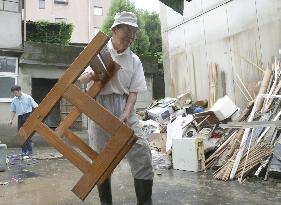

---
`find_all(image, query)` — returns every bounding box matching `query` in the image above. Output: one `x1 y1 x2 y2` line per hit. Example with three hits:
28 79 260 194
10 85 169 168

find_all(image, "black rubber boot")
134 178 153 205
97 177 112 205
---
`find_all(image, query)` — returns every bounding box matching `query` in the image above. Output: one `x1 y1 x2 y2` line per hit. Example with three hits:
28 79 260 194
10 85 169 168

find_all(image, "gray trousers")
88 94 154 180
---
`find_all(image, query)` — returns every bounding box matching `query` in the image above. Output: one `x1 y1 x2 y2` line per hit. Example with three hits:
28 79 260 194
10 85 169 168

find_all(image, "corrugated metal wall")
160 0 281 108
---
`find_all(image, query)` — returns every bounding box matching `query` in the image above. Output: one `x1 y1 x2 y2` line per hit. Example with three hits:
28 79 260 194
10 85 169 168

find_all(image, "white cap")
111 11 138 29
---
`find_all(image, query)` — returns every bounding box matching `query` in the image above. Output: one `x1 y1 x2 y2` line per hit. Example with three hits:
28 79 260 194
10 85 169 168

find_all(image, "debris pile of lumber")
206 58 281 181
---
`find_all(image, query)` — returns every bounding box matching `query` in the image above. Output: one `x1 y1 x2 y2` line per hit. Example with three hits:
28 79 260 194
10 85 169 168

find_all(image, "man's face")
112 24 138 51
12 90 21 97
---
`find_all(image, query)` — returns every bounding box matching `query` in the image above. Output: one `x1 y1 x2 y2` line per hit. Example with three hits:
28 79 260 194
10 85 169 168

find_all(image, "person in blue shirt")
9 85 38 156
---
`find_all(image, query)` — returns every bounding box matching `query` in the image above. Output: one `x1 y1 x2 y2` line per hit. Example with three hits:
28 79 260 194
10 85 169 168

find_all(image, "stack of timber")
206 57 281 182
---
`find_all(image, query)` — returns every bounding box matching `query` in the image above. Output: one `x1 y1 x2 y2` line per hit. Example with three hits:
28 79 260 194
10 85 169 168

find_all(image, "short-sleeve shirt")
11 93 38 116
84 39 147 95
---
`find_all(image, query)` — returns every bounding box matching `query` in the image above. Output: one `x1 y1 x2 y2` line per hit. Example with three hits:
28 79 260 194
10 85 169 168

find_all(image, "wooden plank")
55 81 104 137
63 84 123 136
72 125 134 200
89 55 109 79
36 122 91 173
64 129 98 161
19 32 109 142
55 52 119 137
98 46 117 78
220 119 281 129
208 63 217 108
98 134 138 185
55 106 82 137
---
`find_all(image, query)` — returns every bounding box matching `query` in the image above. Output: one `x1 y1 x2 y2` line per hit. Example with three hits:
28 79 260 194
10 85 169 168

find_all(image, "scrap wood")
255 68 273 112
208 63 217 108
230 49 264 73
214 149 238 181
271 98 281 115
254 156 272 177
262 59 280 112
220 120 281 129
235 73 254 101
205 130 242 169
236 141 273 179
205 130 238 162
237 126 256 182
234 78 251 102
257 108 281 143
214 142 272 181
208 57 281 182
229 94 281 179
215 130 243 168
234 100 254 122
263 79 281 112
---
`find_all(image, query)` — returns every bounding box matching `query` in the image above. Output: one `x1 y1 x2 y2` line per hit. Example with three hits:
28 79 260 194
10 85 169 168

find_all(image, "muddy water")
0 149 280 205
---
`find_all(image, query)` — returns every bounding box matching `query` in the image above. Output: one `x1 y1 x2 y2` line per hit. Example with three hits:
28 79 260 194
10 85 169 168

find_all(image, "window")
54 0 68 4
94 6 103 16
0 0 21 12
0 0 3 10
55 18 67 23
0 57 18 102
93 27 100 36
39 0 45 9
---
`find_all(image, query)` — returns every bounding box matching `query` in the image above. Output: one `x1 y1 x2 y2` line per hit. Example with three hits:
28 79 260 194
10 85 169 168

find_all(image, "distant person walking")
9 85 38 156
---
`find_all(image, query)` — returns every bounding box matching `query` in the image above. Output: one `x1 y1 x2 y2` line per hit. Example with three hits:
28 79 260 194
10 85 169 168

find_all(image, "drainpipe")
23 0 26 44
88 0 91 42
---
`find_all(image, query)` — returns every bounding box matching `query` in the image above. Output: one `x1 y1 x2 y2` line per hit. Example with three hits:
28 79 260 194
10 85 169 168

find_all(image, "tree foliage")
141 11 162 56
101 0 162 59
26 20 74 45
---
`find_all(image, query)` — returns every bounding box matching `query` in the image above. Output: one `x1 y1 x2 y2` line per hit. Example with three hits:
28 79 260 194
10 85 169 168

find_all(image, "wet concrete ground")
0 148 280 205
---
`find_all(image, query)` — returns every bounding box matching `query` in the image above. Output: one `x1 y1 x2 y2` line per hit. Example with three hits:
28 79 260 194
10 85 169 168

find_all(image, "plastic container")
209 95 238 121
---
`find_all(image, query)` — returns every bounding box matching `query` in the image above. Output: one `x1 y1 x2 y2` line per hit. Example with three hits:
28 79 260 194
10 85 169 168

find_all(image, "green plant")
26 20 74 45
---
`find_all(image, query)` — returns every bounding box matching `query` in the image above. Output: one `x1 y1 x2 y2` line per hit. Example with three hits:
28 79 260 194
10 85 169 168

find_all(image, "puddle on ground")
0 154 40 185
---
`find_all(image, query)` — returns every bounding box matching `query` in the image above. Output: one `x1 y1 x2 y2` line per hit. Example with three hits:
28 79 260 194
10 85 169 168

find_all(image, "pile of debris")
140 57 281 181
207 58 281 181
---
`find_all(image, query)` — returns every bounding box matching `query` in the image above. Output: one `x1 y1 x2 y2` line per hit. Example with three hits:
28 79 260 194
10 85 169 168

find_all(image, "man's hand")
78 69 105 84
120 113 129 125
8 120 12 126
119 92 138 126
91 72 106 81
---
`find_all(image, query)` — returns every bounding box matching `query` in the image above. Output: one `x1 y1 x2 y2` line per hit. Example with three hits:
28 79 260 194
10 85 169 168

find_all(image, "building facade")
0 0 156 146
160 0 281 108
0 0 23 140
24 0 112 43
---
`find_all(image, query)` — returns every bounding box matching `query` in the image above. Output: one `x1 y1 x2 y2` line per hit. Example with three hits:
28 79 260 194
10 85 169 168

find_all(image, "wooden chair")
19 32 137 201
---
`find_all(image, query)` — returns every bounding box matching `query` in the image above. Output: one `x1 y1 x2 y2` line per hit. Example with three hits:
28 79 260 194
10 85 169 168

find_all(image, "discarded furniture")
172 137 205 172
19 32 137 201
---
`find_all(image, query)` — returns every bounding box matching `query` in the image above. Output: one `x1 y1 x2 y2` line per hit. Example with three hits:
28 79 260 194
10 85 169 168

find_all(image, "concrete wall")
136 76 154 109
25 0 112 43
0 0 22 145
0 0 22 49
160 0 281 108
